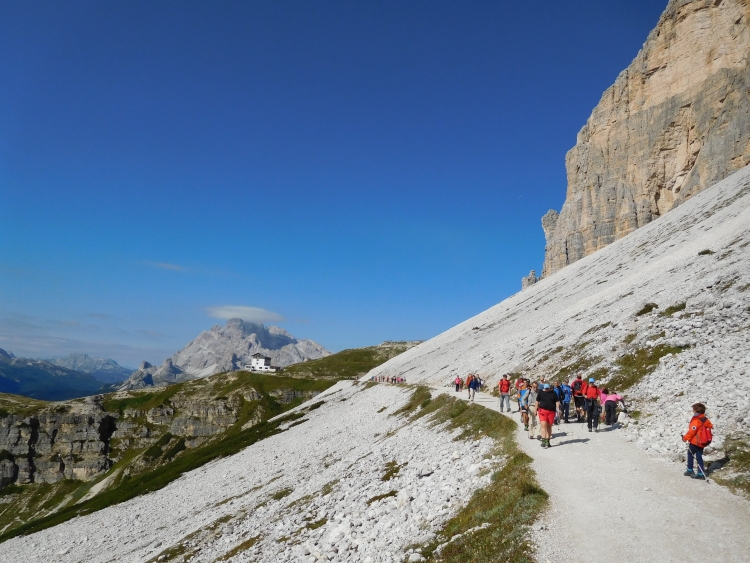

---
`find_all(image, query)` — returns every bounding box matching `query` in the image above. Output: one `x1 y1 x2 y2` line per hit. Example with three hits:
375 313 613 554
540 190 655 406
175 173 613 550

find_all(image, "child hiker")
681 402 713 480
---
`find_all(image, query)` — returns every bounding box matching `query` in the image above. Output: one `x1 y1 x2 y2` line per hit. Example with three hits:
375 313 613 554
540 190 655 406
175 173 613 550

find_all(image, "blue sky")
0 1 666 367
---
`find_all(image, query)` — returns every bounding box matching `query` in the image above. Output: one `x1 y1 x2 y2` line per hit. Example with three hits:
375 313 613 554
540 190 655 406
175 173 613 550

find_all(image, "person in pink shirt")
600 388 624 426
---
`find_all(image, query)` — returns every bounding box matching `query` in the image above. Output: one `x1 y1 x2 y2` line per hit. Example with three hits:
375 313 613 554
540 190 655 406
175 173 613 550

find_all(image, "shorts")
537 408 556 424
573 396 584 408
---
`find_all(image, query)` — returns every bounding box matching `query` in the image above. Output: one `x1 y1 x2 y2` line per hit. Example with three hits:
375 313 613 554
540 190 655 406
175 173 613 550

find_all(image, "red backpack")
696 417 713 447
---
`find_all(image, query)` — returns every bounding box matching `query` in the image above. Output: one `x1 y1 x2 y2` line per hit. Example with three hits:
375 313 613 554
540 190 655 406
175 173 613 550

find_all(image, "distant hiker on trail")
584 378 600 432
682 403 713 480
571 375 585 422
498 375 511 412
536 383 559 448
600 388 624 426
454 376 461 392
560 381 572 423
553 382 564 424
466 374 474 399
527 382 540 440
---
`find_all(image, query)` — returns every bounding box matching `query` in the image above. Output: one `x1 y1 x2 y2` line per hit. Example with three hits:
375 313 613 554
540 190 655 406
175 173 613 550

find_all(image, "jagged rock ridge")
542 0 750 277
121 319 330 389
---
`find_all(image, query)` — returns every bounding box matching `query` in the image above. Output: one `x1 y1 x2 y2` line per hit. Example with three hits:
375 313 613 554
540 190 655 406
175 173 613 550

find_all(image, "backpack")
697 417 713 447
562 385 572 403
572 380 582 393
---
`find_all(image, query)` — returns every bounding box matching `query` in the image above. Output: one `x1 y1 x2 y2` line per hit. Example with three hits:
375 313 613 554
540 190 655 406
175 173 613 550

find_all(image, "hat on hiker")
589 377 595 383
543 383 550 389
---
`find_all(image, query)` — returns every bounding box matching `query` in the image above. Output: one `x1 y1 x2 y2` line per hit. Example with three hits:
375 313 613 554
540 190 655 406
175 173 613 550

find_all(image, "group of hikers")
454 372 714 479
370 374 407 384
453 373 485 401
494 374 622 448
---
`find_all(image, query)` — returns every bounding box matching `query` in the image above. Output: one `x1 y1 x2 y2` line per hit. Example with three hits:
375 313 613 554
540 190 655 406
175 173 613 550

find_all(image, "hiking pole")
687 445 710 484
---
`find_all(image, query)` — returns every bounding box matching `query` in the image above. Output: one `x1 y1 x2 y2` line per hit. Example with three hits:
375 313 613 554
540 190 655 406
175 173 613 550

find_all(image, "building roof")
251 353 271 359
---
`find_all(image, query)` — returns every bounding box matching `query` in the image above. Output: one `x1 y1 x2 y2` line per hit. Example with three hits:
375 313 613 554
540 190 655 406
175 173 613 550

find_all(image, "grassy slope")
397 387 547 563
0 344 408 542
281 344 412 380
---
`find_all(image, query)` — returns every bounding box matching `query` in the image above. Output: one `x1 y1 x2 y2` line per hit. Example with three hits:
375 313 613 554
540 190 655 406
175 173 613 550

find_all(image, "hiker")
498 374 511 412
514 376 524 407
571 374 585 422
682 403 713 480
600 388 624 426
518 380 530 430
527 382 540 440
584 378 600 432
468 375 480 402
536 383 559 448
466 373 474 399
560 381 572 423
552 382 564 424
454 376 461 392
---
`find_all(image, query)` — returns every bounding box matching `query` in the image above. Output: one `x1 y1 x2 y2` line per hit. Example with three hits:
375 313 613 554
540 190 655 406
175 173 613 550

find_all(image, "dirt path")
433 387 750 563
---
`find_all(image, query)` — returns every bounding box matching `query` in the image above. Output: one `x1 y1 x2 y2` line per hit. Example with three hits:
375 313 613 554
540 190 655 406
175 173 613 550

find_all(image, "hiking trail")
432 386 750 563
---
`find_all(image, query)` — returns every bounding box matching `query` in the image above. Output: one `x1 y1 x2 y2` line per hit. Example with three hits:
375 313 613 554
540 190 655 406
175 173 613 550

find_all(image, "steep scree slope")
370 163 750 475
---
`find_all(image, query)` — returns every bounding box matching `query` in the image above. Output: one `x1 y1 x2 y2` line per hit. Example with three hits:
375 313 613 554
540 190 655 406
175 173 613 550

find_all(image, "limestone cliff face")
542 0 750 276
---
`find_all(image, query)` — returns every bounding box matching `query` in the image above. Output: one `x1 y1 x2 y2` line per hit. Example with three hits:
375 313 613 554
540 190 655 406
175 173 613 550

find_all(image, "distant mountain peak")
120 319 330 390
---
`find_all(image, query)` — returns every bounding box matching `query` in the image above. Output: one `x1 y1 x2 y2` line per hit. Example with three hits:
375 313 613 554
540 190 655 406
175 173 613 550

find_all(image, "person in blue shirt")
559 381 573 423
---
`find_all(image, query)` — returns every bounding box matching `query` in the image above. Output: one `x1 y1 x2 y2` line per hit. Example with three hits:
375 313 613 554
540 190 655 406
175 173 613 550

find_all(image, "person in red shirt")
584 378 600 432
570 374 585 422
498 374 511 412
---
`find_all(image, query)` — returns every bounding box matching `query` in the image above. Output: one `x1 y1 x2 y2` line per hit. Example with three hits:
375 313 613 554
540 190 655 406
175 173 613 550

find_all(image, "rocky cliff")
120 319 330 390
542 0 750 277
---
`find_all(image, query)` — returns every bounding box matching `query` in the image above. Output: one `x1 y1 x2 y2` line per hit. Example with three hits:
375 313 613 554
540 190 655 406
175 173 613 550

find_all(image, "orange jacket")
584 384 599 400
683 415 713 447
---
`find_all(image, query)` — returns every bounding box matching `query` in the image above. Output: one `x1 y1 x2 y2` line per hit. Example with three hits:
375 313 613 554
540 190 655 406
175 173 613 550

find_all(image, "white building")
244 353 279 373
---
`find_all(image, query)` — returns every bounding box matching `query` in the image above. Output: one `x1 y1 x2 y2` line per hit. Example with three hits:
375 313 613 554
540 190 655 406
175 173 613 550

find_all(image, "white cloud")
206 305 284 324
146 261 186 271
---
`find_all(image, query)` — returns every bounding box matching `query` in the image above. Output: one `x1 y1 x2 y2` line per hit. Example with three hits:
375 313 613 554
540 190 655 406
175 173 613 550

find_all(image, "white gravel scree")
3 382 499 563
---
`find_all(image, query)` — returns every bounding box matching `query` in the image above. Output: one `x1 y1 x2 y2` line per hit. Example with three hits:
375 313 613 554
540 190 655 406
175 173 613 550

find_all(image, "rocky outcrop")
521 270 538 290
0 374 322 488
0 396 115 485
542 0 750 276
120 319 330 390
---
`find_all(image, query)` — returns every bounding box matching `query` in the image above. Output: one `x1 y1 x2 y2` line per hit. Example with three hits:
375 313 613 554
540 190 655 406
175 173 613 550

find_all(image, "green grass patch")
606 344 686 391
392 386 432 417
215 535 262 561
660 302 686 317
321 479 338 496
712 437 750 497
366 490 397 505
698 249 715 255
305 518 327 530
636 303 659 316
381 460 406 481
271 487 293 501
624 333 637 345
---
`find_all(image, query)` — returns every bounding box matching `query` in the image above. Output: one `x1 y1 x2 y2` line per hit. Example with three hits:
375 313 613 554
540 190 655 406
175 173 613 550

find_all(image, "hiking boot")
588 428 592 433
692 473 706 480
541 440 547 448
595 428 599 433
683 470 694 477
524 426 529 431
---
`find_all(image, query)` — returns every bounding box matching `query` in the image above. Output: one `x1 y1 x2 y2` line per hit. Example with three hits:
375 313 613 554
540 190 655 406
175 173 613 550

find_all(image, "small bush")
366 490 397 505
271 487 293 501
607 345 686 391
698 249 715 256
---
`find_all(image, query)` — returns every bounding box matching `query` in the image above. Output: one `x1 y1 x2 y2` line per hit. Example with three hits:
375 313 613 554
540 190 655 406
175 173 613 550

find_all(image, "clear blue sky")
0 1 666 367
